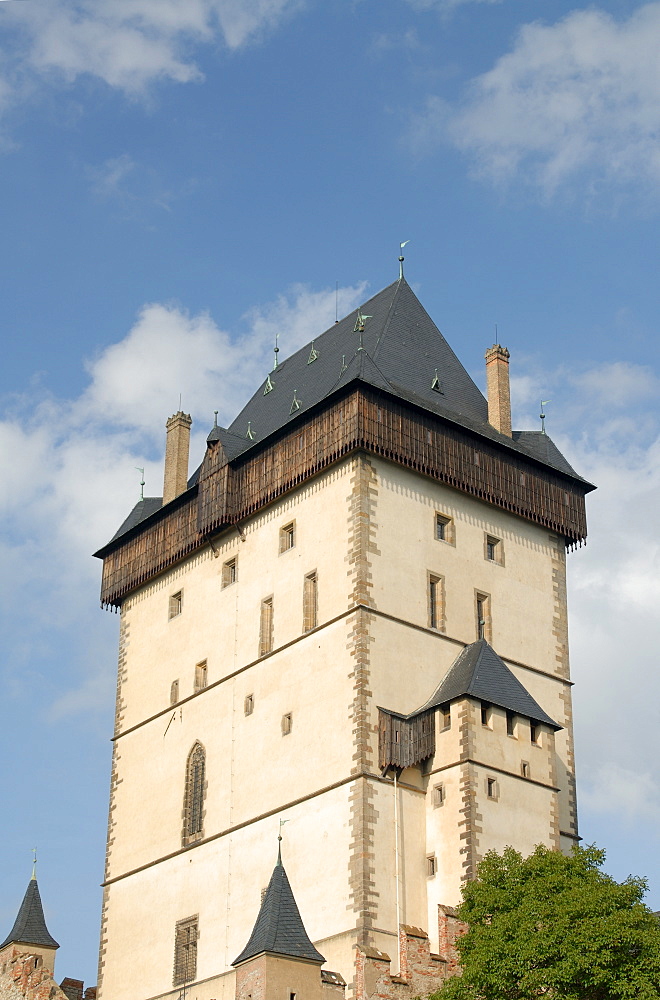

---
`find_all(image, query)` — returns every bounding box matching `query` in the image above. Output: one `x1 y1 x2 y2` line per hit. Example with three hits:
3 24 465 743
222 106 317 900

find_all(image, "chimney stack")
163 411 192 505
484 345 512 437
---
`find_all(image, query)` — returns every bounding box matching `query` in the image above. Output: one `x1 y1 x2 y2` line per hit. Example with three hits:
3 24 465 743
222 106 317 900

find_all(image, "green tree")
430 844 660 1000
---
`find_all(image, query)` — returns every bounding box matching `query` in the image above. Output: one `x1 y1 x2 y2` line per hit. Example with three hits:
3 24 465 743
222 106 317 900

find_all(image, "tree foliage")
430 844 660 1000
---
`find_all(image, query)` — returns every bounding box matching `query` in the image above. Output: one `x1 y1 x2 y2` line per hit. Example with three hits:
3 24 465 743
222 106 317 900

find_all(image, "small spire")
213 410 218 428
32 848 37 881
307 341 319 364
272 333 280 371
399 240 410 280
290 390 302 414
340 354 347 375
540 400 550 435
263 373 274 395
246 421 255 440
431 369 443 394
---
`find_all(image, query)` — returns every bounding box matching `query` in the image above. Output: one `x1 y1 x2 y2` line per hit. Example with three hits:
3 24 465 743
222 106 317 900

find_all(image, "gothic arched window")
183 742 206 844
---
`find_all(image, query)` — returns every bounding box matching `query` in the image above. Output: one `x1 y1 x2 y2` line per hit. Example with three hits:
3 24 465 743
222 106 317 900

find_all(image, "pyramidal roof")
232 849 325 967
0 876 59 951
418 639 560 729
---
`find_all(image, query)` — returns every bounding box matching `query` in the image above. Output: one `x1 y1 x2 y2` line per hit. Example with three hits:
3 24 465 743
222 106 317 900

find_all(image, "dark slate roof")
0 877 59 950
232 853 325 966
418 639 560 729
99 277 593 552
109 497 163 542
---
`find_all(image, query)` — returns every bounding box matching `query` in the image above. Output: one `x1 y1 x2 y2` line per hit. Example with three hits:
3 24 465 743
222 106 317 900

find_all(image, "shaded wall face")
235 955 325 1000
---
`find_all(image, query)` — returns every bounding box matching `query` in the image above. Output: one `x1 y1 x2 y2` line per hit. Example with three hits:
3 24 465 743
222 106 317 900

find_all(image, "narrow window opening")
435 512 454 545
169 590 183 620
279 521 295 553
183 743 205 844
485 534 503 565
521 761 530 778
530 722 540 745
170 680 179 705
194 660 207 693
487 777 497 799
244 694 254 716
428 573 444 631
282 712 292 736
480 702 492 728
426 855 437 877
475 593 491 642
259 597 274 656
222 557 237 588
173 917 198 987
506 710 515 737
303 571 318 632
433 784 445 808
441 703 451 730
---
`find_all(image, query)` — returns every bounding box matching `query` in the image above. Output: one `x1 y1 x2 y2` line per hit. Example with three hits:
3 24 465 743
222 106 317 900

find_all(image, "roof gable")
0 877 59 951
232 853 325 967
420 639 560 729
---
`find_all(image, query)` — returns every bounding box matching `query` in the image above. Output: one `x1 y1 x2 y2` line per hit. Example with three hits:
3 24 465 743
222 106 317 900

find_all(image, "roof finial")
399 240 410 280
272 333 280 370
540 400 550 435
213 410 218 428
32 847 37 881
335 280 339 324
278 818 289 864
135 467 145 502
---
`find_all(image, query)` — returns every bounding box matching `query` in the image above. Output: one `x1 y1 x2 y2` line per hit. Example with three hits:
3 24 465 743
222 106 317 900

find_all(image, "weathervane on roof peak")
32 847 37 881
399 240 410 280
540 400 550 435
135 467 145 502
272 333 280 371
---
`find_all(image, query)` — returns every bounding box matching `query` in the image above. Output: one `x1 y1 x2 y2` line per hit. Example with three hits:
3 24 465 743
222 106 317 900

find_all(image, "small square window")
244 694 254 716
441 703 451 730
486 777 498 799
170 680 179 705
426 855 437 877
194 660 208 693
222 557 237 588
481 702 492 728
506 710 516 737
279 522 296 553
485 534 504 566
521 760 530 778
433 784 445 808
169 591 183 620
435 513 454 545
281 712 292 736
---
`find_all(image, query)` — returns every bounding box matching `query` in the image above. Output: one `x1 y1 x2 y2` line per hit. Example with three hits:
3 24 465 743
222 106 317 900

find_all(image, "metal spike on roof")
263 374 274 395
272 333 280 370
290 390 302 414
307 342 319 364
246 421 256 440
340 354 347 375
431 369 443 393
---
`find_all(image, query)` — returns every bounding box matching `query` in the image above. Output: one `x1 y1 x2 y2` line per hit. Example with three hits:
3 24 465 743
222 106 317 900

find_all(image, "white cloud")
0 281 365 715
0 0 302 103
415 3 660 196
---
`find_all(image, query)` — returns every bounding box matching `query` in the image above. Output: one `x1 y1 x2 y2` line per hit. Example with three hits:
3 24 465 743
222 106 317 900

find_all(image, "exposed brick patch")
456 700 482 882
354 924 454 1000
97 611 129 997
0 950 69 1000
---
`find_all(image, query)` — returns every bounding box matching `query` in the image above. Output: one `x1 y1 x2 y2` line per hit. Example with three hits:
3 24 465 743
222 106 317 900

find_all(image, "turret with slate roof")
0 870 59 975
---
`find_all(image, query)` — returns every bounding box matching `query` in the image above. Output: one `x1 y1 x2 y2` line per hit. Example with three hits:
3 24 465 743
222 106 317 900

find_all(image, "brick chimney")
484 345 512 437
163 411 192 505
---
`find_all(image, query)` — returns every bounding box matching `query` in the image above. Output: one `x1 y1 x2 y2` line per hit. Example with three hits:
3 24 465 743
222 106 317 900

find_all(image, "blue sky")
0 0 658 988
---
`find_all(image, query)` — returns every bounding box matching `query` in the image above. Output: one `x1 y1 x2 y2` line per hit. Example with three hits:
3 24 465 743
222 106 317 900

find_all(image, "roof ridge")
371 277 405 361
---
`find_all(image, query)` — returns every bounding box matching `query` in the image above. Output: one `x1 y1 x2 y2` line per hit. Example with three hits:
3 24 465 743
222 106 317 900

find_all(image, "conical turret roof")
0 876 59 951
232 849 325 966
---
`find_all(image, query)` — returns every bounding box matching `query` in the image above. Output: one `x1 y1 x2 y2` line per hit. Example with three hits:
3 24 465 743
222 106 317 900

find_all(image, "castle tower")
94 277 593 1000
